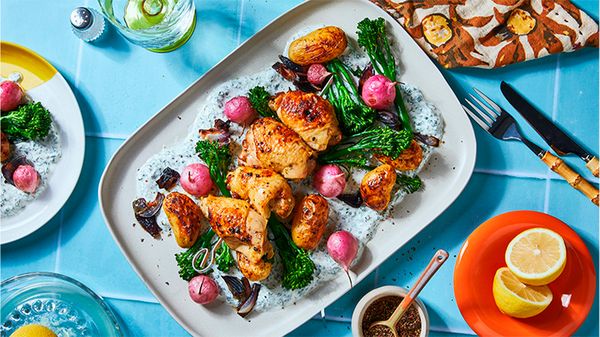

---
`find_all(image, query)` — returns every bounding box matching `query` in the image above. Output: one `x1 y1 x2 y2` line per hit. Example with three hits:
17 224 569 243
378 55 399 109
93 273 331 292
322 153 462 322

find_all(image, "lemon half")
505 227 567 286
493 267 553 318
10 324 57 337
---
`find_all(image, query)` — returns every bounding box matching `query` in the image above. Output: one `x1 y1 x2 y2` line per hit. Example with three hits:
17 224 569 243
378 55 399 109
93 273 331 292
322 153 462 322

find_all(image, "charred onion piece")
198 119 231 144
337 191 363 208
132 192 164 239
237 283 261 318
377 110 401 130
358 64 374 93
155 167 180 190
279 55 307 73
414 132 441 147
222 275 246 300
2 156 32 186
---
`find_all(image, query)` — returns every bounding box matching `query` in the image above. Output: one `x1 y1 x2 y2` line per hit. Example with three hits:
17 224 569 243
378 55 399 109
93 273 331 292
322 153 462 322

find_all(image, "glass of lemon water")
98 0 196 52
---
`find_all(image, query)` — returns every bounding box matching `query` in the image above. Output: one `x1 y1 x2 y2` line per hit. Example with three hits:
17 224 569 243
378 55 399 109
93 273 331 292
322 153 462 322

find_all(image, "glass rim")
97 0 192 37
1 271 123 337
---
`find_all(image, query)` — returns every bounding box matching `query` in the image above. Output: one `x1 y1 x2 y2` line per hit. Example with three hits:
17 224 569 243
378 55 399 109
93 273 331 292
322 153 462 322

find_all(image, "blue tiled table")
1 1 598 336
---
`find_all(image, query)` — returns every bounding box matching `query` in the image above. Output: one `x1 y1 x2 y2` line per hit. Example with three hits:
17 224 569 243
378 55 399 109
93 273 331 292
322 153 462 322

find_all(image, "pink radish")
0 81 24 112
307 64 331 86
312 164 346 198
13 165 39 193
188 275 219 304
181 163 213 196
223 96 257 124
361 74 396 110
327 230 359 287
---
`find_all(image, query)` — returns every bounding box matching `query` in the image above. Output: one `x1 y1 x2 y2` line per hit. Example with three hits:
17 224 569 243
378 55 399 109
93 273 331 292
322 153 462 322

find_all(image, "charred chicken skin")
227 166 295 219
269 91 342 152
199 195 274 265
238 117 316 180
163 192 206 248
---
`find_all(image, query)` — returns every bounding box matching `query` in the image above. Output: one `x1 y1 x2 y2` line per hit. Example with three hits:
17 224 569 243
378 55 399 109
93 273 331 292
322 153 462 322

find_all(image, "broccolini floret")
1 102 52 140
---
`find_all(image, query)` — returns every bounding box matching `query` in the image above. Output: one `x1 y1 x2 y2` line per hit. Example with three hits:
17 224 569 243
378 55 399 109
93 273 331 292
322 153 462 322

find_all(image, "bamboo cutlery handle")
542 152 599 206
586 156 599 177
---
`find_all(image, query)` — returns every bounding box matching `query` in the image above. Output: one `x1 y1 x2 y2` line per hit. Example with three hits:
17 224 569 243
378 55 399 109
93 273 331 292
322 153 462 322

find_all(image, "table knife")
501 81 599 177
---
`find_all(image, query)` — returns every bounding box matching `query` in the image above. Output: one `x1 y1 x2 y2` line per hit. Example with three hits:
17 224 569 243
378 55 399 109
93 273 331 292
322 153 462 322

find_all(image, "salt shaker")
70 7 105 42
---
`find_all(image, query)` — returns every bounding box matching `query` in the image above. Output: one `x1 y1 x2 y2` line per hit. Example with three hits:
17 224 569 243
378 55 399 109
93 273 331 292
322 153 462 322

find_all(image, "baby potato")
288 26 348 66
163 192 206 248
374 140 424 171
237 253 272 282
360 164 397 211
1 132 12 163
291 194 329 250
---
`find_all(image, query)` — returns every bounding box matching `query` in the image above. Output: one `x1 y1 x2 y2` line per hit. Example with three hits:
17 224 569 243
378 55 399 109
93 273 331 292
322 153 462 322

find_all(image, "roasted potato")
360 164 397 211
1 132 12 163
374 140 423 171
163 192 206 248
288 26 348 66
237 253 272 282
291 194 329 250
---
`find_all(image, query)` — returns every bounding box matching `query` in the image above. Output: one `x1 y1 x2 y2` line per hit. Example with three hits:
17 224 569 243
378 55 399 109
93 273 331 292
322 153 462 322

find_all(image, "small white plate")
99 0 476 336
1 42 85 244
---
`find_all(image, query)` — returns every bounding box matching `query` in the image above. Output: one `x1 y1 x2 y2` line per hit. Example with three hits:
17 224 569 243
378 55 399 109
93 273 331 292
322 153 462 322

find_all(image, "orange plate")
454 210 596 336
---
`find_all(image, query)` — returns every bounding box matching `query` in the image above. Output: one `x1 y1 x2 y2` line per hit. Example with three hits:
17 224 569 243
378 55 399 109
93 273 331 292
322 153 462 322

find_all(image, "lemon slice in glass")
505 227 567 286
10 324 57 337
493 267 553 318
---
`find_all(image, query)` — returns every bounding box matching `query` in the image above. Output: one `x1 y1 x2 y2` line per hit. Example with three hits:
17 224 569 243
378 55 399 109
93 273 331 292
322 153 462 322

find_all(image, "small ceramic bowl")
351 286 429 337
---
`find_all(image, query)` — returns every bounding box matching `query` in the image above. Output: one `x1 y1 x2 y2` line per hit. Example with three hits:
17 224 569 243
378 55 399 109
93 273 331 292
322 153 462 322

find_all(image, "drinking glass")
98 0 196 52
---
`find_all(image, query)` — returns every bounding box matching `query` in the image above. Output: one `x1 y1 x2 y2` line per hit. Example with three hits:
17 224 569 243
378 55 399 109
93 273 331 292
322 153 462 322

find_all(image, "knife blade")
501 81 599 177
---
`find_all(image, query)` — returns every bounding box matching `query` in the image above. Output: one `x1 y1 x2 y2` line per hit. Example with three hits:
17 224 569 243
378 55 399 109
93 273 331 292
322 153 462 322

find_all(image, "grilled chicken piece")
1 132 12 163
374 140 423 171
291 194 329 250
163 192 206 248
227 166 295 219
238 117 316 180
199 195 273 264
360 164 397 211
237 253 272 282
269 91 342 151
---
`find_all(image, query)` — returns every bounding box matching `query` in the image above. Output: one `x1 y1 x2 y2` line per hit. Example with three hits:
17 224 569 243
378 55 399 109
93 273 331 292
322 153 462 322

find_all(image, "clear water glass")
98 0 196 52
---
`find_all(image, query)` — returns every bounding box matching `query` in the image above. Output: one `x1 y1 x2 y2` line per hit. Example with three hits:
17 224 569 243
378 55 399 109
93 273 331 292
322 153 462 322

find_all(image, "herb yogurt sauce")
136 46 443 310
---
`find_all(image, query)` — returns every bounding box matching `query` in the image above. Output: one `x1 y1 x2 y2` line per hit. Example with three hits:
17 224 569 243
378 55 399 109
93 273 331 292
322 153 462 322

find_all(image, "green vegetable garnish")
248 86 276 118
269 216 315 290
1 102 52 141
397 174 422 194
318 126 412 168
214 240 235 272
323 59 375 135
357 17 412 132
195 139 232 198
175 230 216 281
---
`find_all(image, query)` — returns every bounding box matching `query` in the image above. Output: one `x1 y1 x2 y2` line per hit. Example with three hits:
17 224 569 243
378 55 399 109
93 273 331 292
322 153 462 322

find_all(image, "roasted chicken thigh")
163 192 206 248
199 195 273 264
227 166 295 219
269 91 342 151
238 117 316 180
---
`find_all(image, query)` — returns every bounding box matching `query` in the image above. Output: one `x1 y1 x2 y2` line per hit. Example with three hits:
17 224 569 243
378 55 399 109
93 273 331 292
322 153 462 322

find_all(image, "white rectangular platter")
99 0 476 336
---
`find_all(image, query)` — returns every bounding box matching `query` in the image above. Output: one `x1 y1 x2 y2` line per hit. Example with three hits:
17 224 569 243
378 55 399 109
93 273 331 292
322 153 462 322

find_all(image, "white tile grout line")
99 292 160 304
85 131 129 140
236 0 246 46
544 54 562 212
53 210 64 273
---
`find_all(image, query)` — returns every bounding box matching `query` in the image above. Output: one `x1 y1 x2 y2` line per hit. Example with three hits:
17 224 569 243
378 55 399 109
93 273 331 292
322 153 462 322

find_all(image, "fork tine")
465 98 495 125
469 88 500 119
462 104 490 131
473 88 502 117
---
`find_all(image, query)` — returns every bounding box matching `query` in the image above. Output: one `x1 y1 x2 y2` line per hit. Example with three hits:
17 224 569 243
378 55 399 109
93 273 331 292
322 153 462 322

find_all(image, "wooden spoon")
369 249 449 337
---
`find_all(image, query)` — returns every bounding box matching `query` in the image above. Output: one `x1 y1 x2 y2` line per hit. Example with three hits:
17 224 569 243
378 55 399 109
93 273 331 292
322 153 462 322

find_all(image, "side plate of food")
99 0 476 336
1 42 85 244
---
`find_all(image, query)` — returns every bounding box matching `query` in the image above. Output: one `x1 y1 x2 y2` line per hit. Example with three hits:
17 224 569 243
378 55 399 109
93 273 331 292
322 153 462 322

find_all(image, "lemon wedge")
493 267 553 318
10 324 57 337
505 227 567 285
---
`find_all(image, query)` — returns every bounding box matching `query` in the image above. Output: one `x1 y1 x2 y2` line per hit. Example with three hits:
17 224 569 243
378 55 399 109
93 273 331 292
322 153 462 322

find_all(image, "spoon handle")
387 249 449 324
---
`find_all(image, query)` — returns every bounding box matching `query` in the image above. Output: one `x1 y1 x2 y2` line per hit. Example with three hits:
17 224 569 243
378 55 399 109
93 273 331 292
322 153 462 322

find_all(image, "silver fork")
463 88 599 206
